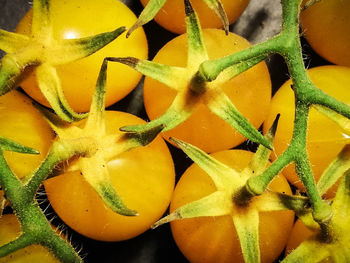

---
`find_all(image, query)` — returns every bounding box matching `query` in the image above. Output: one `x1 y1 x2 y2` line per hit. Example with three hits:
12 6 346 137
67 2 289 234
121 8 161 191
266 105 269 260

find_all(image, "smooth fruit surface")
301 0 350 66
140 0 250 34
16 0 148 112
170 150 294 263
0 90 54 178
0 214 59 263
144 29 271 153
44 111 175 241
263 65 350 197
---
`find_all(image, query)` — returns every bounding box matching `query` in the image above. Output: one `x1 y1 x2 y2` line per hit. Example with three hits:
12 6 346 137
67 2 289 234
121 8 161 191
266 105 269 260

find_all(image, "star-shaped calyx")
112 0 271 150
152 117 309 263
0 0 126 122
37 59 162 216
127 0 230 37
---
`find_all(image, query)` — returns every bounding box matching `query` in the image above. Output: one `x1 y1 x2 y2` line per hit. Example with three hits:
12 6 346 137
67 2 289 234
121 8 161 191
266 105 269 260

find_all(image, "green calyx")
114 0 272 150
0 0 126 122
127 0 230 37
153 131 308 263
38 58 158 217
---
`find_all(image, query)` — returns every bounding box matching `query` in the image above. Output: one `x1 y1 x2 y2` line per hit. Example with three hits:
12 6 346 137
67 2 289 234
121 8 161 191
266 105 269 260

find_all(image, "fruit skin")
0 214 59 263
301 0 350 67
144 29 271 153
44 111 175 242
263 65 350 198
16 0 148 113
140 0 250 34
0 90 54 179
170 150 294 263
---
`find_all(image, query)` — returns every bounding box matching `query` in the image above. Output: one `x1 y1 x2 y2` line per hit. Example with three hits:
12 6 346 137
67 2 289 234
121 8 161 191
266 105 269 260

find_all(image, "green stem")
0 233 33 258
198 35 281 82
0 150 27 206
246 148 294 195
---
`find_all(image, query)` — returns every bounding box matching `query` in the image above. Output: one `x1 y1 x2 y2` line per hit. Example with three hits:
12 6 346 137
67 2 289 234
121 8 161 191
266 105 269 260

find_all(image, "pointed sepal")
51 27 126 65
0 29 30 54
185 0 208 67
80 156 137 216
243 114 279 178
0 136 39 154
32 0 52 39
206 90 272 149
36 64 88 122
332 169 350 228
317 144 350 196
152 191 231 229
85 58 108 133
127 0 167 37
170 137 239 189
203 0 229 34
313 105 350 136
0 55 22 96
120 95 194 139
108 57 185 91
233 210 260 263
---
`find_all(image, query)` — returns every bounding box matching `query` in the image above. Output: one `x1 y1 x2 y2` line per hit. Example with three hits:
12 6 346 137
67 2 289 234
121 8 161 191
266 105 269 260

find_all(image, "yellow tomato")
170 150 294 263
44 111 175 241
301 0 350 66
140 0 250 34
16 0 148 112
0 214 59 263
0 90 54 178
144 29 271 153
263 65 350 197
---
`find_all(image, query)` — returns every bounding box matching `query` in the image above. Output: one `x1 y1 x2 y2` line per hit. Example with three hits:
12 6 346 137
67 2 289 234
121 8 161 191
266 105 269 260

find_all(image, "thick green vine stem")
193 0 350 227
0 138 85 262
0 0 126 122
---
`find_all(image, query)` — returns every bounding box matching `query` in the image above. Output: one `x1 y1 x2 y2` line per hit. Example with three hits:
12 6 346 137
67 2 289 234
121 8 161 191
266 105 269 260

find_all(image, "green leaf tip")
0 136 39 154
203 0 229 35
75 27 126 56
151 211 181 229
126 0 166 38
97 182 138 216
124 124 165 146
107 56 139 69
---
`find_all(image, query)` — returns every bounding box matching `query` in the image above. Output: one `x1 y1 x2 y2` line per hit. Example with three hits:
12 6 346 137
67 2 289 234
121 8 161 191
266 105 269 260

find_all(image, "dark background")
0 0 329 262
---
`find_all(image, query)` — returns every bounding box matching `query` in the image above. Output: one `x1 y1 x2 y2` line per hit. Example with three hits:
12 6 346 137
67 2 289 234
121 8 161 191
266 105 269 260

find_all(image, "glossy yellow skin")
144 29 271 153
0 90 54 178
16 0 148 112
0 214 59 263
140 0 250 34
170 150 294 263
301 0 350 66
263 66 350 198
44 111 175 241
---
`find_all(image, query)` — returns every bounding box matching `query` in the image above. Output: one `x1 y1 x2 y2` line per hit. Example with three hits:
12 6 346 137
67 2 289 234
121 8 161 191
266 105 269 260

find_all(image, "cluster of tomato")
0 0 350 262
